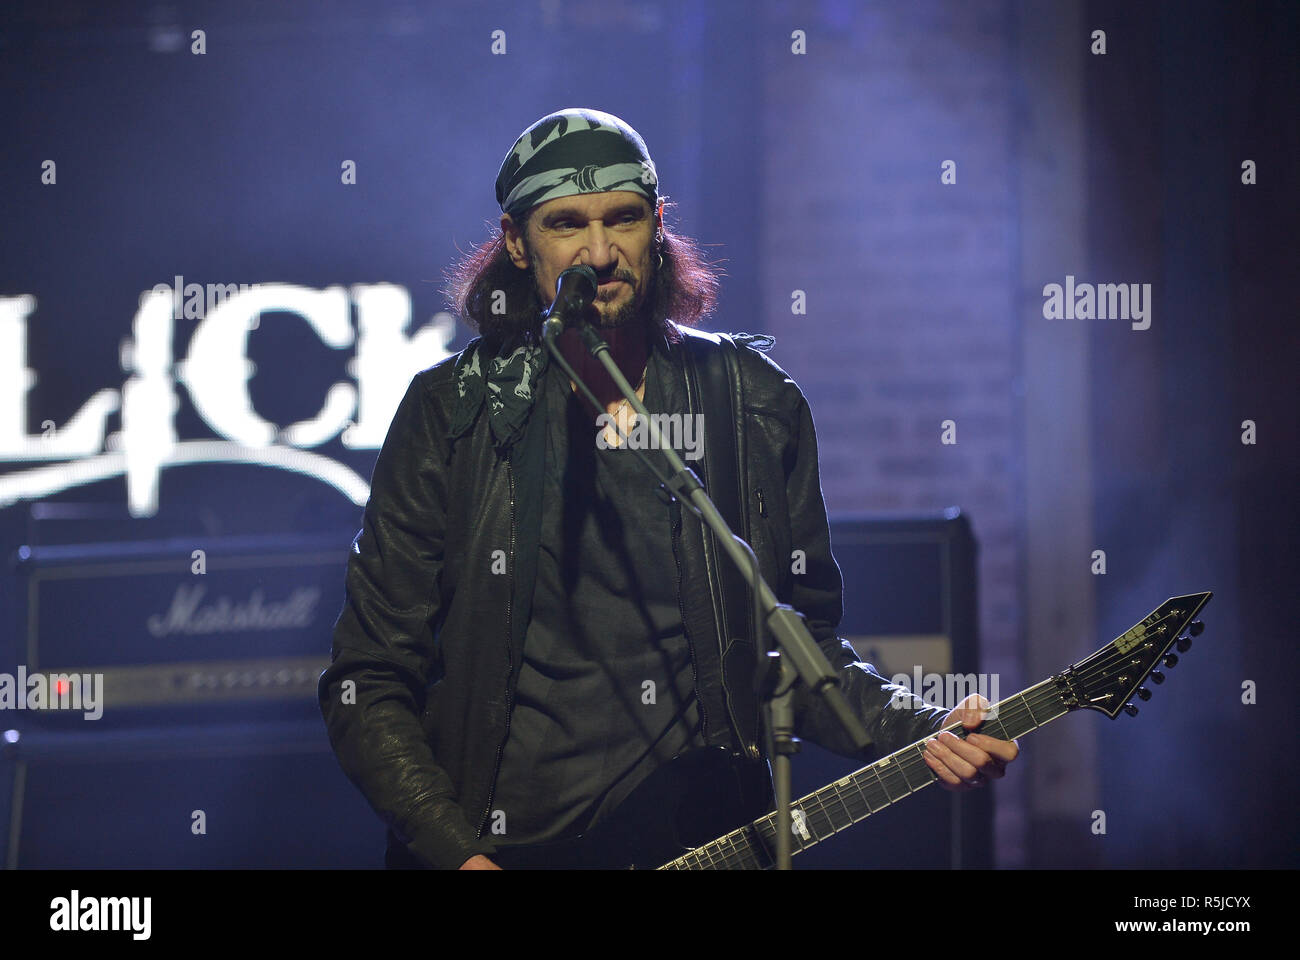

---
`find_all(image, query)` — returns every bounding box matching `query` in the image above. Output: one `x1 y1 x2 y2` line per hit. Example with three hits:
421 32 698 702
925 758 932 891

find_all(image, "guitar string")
729 663 1105 862
747 623 1169 865
676 673 1102 867
685 606 1200 869
665 604 1201 869
671 680 1063 869
687 681 1061 869
787 634 1178 867
715 679 1068 868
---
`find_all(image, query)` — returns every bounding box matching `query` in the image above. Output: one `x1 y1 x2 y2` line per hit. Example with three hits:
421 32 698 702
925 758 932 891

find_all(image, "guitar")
493 592 1212 869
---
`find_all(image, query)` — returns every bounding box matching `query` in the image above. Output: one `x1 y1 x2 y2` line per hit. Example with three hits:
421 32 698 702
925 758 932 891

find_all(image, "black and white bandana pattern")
449 339 548 449
495 107 658 220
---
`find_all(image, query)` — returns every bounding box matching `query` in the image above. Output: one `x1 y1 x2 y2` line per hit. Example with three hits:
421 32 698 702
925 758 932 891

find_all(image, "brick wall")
759 0 1026 863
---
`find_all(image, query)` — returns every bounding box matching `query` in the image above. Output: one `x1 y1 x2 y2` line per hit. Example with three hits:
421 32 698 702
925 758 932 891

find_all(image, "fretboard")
658 678 1070 869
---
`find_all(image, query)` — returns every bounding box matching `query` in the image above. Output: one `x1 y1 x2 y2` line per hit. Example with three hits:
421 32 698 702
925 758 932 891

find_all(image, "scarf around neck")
449 338 548 449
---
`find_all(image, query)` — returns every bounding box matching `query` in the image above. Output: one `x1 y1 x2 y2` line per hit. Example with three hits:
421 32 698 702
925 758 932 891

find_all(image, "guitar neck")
658 591 1211 869
659 678 1070 869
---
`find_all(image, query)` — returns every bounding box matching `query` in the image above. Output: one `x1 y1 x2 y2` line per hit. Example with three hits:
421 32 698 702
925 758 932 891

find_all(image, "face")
503 191 659 329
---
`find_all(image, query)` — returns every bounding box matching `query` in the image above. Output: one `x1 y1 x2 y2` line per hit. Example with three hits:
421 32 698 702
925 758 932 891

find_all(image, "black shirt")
490 351 703 847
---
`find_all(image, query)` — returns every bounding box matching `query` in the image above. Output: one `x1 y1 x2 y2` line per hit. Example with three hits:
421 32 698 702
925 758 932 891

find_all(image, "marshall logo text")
146 584 321 637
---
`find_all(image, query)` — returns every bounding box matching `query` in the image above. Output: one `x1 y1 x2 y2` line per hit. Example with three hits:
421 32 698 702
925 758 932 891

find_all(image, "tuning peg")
1162 653 1178 668
1136 687 1152 701
1149 670 1165 684
1123 703 1139 717
1176 636 1192 652
1189 620 1205 637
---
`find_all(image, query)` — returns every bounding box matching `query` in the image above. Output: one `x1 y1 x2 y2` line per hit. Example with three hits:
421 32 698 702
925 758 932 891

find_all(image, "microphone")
542 265 598 339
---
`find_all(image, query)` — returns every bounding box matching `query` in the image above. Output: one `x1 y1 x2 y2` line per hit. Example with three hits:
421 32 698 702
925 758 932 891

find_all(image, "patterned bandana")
449 339 548 449
495 107 658 221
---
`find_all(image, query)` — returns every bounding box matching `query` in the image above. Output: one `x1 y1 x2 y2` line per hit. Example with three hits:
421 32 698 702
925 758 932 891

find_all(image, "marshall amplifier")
12 532 350 724
789 509 993 869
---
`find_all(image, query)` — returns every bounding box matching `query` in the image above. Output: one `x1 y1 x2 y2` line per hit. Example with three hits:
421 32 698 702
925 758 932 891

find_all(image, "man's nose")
578 223 618 272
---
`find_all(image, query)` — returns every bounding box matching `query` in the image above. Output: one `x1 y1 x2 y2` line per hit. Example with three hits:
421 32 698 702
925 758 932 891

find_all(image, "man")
318 107 1018 870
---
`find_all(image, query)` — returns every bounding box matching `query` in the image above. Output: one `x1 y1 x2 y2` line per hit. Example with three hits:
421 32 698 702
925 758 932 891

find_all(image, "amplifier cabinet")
0 719 380 868
12 533 348 721
789 510 993 869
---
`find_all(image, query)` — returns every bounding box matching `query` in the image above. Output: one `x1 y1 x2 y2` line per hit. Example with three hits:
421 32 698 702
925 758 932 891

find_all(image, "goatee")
592 294 641 328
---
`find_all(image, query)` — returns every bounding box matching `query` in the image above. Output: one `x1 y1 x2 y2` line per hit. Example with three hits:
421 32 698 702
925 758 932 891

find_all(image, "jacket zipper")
671 498 711 747
748 486 766 760
479 459 516 837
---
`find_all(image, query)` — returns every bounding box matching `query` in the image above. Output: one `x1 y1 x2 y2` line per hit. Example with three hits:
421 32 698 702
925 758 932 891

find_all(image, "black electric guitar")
493 592 1212 869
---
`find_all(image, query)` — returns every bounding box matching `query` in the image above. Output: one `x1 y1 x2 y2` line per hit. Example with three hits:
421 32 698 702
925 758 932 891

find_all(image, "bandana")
495 107 658 220
449 339 548 449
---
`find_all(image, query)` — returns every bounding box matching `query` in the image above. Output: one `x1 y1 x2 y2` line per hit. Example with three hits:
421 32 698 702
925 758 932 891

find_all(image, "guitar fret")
880 757 911 799
1021 692 1041 727
696 837 717 868
816 798 836 837
868 764 895 805
985 694 1018 740
751 817 776 863
895 748 921 791
727 831 746 868
744 823 775 869
739 831 757 868
703 840 719 869
831 784 856 822
844 781 870 820
706 842 720 869
851 776 873 817
865 776 890 813
913 742 937 786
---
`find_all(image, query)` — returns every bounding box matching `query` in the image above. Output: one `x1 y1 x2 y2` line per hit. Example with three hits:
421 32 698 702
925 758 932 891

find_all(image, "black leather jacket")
318 325 948 869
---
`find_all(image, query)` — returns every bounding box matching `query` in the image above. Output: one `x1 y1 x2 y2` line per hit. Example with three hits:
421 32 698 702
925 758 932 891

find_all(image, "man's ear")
501 214 529 269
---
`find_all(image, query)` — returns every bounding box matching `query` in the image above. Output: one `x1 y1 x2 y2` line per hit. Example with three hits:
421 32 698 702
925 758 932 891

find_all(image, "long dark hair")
443 198 722 347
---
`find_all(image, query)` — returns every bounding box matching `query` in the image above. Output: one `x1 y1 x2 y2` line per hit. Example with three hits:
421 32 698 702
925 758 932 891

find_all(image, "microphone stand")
543 314 870 870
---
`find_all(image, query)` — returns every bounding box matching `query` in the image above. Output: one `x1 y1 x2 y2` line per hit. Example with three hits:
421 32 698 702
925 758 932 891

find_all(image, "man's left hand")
924 694 1020 792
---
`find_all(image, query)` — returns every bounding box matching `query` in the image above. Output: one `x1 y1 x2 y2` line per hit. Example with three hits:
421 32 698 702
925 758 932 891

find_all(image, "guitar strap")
680 328 760 756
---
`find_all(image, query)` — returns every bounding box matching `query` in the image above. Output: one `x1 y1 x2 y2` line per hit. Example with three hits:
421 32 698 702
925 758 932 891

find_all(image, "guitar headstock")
1057 592 1213 718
